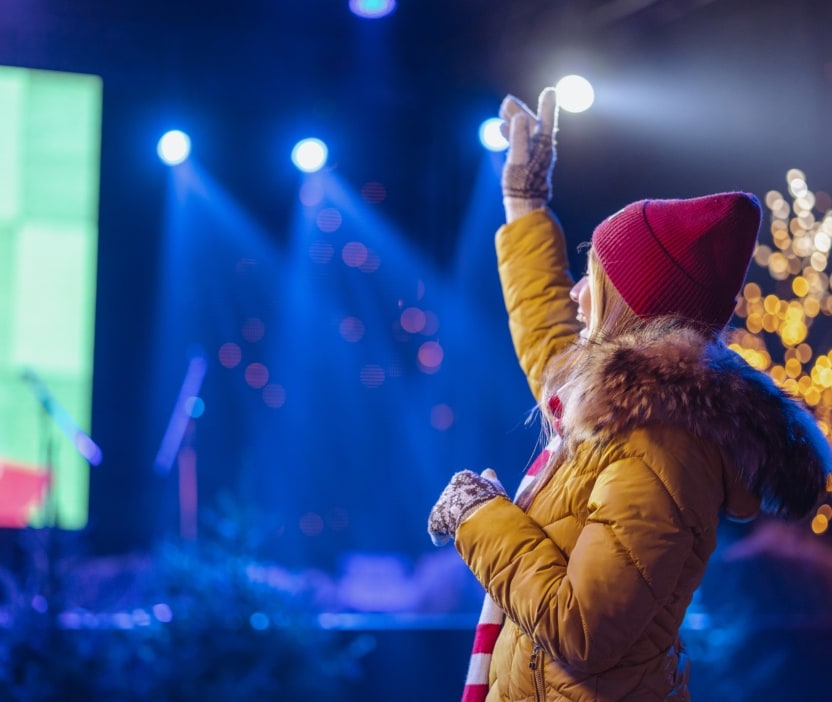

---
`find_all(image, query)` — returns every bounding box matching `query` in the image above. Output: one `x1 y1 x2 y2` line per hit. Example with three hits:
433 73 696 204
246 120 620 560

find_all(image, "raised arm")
495 87 581 402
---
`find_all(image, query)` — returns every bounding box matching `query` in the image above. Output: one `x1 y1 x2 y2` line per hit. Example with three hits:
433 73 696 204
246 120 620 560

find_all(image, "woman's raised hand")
500 87 559 220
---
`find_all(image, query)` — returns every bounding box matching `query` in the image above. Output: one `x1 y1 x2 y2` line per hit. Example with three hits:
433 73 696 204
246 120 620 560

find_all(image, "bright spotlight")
479 117 509 152
157 130 191 165
349 0 397 19
555 75 595 114
291 138 328 173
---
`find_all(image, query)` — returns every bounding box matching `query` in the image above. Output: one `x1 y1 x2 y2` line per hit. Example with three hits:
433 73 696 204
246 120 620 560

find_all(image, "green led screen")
0 66 102 529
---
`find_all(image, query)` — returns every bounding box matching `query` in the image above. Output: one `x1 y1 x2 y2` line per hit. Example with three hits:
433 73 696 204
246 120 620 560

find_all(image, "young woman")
428 88 831 701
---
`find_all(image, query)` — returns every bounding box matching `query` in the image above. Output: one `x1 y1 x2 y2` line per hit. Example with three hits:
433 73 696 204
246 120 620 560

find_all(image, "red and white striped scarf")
461 433 560 702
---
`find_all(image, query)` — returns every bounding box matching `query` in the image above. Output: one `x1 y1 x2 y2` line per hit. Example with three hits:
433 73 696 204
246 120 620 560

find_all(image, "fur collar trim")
556 321 830 520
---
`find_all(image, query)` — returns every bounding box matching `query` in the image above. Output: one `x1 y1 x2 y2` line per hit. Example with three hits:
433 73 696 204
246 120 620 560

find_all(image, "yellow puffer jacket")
454 209 830 701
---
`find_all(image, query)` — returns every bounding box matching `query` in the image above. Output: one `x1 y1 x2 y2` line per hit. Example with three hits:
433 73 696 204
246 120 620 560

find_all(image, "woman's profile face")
570 276 591 337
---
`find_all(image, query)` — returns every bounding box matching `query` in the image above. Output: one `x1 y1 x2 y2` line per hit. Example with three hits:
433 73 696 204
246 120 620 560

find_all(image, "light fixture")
157 130 191 165
555 75 595 113
291 138 328 173
349 0 397 19
479 117 509 152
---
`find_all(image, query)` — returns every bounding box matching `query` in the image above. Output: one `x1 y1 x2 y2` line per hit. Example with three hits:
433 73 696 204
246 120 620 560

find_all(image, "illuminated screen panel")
0 66 102 529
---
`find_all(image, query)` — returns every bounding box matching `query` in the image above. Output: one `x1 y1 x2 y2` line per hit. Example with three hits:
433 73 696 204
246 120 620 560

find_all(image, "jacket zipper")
529 643 544 702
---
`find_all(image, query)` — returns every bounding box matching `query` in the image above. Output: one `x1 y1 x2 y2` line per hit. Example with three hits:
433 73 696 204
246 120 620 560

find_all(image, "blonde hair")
585 248 643 342
538 248 643 421
517 247 644 510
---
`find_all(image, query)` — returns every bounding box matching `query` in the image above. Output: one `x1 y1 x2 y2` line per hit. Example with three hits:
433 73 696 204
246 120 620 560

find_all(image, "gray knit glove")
500 87 559 221
428 469 508 546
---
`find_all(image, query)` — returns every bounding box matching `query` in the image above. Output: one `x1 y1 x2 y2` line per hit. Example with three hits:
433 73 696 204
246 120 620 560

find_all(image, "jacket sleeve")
455 452 696 673
496 208 582 402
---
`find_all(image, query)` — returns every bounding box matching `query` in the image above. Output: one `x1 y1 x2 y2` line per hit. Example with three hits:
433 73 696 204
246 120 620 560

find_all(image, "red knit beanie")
591 192 762 329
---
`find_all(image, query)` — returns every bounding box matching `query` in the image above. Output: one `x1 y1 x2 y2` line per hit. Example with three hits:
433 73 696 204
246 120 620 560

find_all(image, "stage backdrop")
0 65 101 529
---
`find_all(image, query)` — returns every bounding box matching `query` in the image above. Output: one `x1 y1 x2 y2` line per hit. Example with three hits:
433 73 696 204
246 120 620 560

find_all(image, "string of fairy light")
729 168 832 536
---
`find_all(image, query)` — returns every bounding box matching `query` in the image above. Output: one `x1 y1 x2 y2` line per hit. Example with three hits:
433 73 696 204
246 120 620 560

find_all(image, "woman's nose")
570 277 587 302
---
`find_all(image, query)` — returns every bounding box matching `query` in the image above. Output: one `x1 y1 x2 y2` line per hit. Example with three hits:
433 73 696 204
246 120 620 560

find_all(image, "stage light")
157 130 191 165
479 117 509 152
291 138 328 173
555 75 595 113
349 0 396 19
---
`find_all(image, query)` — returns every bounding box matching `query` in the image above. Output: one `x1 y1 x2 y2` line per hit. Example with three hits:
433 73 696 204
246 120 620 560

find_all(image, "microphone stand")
19 367 103 626
154 351 207 541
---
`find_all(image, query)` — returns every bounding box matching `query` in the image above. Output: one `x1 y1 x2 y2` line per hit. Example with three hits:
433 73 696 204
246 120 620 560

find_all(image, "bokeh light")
299 512 324 536
152 603 173 623
430 403 455 431
339 316 366 342
731 170 832 532
249 612 270 630
811 513 829 534
359 364 385 388
327 507 350 531
400 307 426 333
309 240 335 264
359 250 381 273
421 311 439 335
242 317 265 343
417 341 443 374
360 181 387 204
262 384 286 408
299 179 325 206
342 241 369 267
316 208 342 233
218 342 242 368
244 362 269 389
